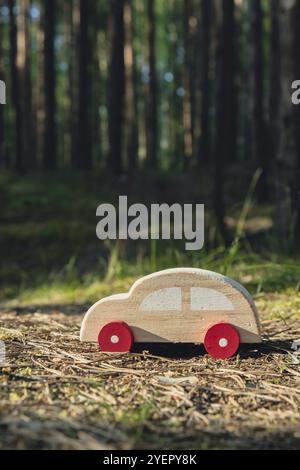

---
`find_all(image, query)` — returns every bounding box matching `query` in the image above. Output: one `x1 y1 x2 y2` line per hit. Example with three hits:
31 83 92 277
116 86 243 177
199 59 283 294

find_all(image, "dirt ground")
0 307 300 450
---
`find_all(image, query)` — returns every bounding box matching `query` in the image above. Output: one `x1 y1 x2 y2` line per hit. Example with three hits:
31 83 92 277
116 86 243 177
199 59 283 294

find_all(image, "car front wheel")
204 323 240 359
98 321 134 352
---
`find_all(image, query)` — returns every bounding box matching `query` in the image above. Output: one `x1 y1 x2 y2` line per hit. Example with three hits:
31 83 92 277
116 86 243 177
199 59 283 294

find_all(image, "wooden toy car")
80 268 261 359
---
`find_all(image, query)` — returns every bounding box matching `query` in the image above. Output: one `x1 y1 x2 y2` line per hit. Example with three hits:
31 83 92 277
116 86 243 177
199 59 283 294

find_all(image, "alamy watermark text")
0 80 6 105
96 196 204 251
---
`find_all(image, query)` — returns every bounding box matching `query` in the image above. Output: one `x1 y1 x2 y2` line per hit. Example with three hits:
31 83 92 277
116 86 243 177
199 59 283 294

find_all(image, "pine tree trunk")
0 1 6 166
8 0 23 172
197 0 212 167
274 0 300 247
78 0 92 170
182 0 194 167
71 0 80 167
124 0 139 172
290 1 300 245
250 0 269 201
35 6 44 166
17 0 35 169
108 0 125 175
269 0 281 169
43 0 57 169
91 5 102 168
269 0 282 233
63 0 74 166
213 0 236 245
145 0 158 168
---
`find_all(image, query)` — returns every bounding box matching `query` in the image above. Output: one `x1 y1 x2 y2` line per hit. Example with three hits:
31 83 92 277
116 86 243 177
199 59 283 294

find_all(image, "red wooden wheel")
204 323 240 359
98 321 134 352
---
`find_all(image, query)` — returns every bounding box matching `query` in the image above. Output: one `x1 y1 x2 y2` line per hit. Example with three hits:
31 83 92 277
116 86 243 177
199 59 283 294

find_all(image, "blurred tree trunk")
290 1 300 245
17 0 35 169
269 0 280 197
35 6 44 166
169 0 183 169
63 0 74 166
91 5 103 168
8 0 23 171
43 0 57 169
182 0 194 167
71 0 80 167
213 0 236 245
268 0 287 224
145 0 158 168
77 0 92 170
108 0 125 175
124 0 139 172
250 0 269 201
0 1 6 166
197 0 212 167
275 0 300 248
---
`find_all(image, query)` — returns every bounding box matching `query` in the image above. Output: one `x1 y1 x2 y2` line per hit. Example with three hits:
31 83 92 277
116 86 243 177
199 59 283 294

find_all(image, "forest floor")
1 172 300 449
1 294 300 450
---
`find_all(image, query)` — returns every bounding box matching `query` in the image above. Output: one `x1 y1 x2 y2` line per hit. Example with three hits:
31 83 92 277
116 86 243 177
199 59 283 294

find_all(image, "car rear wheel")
98 321 134 352
204 323 240 359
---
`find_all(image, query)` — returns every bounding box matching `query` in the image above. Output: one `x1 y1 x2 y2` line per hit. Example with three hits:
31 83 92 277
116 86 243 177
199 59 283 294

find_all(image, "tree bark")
70 0 80 167
269 0 282 230
250 0 269 201
43 0 57 169
269 0 281 170
145 0 158 168
197 0 212 167
124 0 139 172
0 1 6 166
8 0 23 172
182 0 194 167
77 0 92 170
290 1 300 244
213 0 236 245
35 4 44 166
17 0 35 169
273 0 300 249
108 0 125 175
91 4 103 169
63 0 74 166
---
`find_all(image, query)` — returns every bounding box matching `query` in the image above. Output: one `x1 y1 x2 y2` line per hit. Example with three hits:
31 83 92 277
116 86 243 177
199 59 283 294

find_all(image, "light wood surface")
80 268 261 344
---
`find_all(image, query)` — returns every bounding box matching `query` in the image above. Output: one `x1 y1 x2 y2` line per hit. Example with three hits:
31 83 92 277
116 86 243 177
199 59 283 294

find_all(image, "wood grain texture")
80 268 261 344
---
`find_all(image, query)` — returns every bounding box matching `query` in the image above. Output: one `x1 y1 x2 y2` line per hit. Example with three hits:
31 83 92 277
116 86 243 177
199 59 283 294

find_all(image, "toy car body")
80 268 261 359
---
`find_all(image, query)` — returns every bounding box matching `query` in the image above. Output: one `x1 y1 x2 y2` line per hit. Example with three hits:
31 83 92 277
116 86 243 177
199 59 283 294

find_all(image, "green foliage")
1 172 300 309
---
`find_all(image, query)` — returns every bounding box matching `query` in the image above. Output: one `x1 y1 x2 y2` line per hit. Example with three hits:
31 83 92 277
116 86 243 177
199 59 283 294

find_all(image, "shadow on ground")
132 341 291 358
